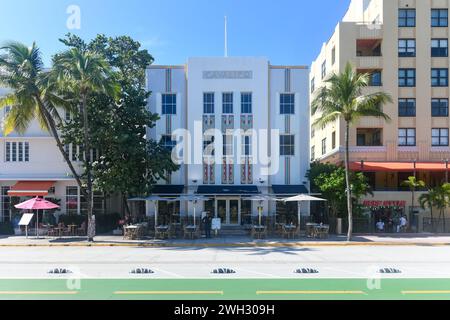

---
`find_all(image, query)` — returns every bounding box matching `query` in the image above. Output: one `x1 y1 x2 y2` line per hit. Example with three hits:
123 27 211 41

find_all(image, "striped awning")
8 181 55 197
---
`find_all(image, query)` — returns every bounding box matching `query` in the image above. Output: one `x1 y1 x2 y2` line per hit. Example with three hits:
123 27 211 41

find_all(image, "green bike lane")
1 279 450 300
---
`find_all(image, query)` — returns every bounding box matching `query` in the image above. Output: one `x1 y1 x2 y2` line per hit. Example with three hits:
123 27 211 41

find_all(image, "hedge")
0 222 14 235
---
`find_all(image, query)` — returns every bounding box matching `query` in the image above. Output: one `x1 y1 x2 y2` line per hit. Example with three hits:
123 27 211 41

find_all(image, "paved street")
0 245 450 299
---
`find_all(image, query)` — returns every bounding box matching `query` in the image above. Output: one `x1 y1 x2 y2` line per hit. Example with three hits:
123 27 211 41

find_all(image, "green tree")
419 188 438 231
58 34 178 217
401 176 426 216
51 46 119 241
0 41 83 190
309 164 372 219
311 62 392 241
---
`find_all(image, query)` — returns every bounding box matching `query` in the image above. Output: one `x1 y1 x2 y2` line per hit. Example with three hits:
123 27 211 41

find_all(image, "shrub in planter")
95 213 121 234
0 222 14 235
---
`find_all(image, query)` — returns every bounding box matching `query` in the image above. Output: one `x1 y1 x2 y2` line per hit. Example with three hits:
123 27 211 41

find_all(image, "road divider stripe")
402 290 450 295
256 290 366 295
0 291 78 295
114 291 224 295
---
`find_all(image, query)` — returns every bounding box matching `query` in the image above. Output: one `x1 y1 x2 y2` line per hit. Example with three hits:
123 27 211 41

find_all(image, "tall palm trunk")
81 93 95 241
35 97 85 195
345 122 353 241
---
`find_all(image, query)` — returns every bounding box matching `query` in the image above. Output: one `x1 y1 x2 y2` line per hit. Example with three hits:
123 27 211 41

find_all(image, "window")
203 135 215 157
431 9 448 27
161 135 176 151
1 186 11 223
432 98 449 117
321 138 327 155
321 61 327 79
332 47 336 65
357 129 382 146
431 39 448 57
398 128 416 146
398 39 416 57
311 146 315 161
203 92 215 114
399 69 416 87
332 131 336 149
66 186 78 215
311 127 315 138
223 134 233 156
310 78 315 93
162 93 177 115
399 9 416 27
241 93 252 114
399 98 416 117
432 68 448 87
222 93 233 114
5 141 29 162
64 110 72 122
280 135 295 156
280 93 295 114
369 71 382 86
242 135 251 156
432 128 449 146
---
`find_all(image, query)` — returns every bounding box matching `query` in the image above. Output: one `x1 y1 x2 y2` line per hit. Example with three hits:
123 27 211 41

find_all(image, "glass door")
217 200 227 225
216 198 241 226
229 199 240 225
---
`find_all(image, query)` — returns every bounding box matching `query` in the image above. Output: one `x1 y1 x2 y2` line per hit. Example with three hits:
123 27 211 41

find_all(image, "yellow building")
310 0 450 231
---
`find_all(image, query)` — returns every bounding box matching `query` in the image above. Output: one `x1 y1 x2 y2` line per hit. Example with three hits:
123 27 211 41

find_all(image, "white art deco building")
146 57 310 227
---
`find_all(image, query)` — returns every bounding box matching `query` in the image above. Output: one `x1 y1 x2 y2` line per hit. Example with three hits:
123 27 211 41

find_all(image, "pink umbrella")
15 197 59 239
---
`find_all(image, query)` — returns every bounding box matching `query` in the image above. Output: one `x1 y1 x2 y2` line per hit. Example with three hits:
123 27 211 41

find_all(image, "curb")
0 242 449 248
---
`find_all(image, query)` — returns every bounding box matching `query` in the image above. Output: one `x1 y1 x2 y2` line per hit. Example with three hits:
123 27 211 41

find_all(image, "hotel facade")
146 57 310 227
310 0 450 230
1 57 311 228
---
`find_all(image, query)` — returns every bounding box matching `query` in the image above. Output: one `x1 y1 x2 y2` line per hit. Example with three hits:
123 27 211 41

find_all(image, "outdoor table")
184 225 198 239
68 225 77 236
306 223 319 238
155 225 170 239
123 225 139 240
283 224 297 239
252 225 267 239
314 225 330 239
53 227 63 238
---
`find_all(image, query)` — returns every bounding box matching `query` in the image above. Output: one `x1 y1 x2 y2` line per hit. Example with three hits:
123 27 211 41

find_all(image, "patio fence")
422 218 450 233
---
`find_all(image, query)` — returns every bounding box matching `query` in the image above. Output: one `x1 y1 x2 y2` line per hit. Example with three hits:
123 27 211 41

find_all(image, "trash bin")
336 218 343 235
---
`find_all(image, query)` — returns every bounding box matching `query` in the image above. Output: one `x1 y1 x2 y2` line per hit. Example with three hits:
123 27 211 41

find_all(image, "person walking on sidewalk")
202 213 212 238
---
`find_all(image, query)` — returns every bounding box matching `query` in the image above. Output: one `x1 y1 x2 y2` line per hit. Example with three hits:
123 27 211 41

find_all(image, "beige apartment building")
310 0 450 231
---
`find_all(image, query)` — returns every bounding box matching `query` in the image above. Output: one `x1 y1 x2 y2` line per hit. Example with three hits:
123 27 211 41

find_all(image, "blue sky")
0 0 350 67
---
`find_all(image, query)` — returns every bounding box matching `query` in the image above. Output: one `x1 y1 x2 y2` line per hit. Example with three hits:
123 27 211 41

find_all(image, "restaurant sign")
362 200 407 207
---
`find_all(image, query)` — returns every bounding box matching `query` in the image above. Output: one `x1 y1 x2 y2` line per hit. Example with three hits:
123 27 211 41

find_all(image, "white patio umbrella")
282 194 327 232
170 195 209 227
242 195 278 226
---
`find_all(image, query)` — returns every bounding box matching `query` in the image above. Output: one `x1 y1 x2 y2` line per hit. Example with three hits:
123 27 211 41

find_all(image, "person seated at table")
376 220 385 232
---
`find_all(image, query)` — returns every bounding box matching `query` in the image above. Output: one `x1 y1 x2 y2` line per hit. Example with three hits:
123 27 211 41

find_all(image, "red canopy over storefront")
7 181 55 197
350 162 450 172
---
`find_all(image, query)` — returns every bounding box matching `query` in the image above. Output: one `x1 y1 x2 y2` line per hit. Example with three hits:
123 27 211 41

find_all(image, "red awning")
8 181 56 197
350 162 450 172
350 161 450 172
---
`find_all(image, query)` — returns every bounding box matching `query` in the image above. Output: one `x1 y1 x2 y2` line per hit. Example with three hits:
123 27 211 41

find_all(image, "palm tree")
419 188 438 232
311 62 392 241
401 176 426 218
51 47 119 242
0 41 84 190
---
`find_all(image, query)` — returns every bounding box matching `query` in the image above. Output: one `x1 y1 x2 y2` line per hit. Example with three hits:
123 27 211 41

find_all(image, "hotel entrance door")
216 198 240 226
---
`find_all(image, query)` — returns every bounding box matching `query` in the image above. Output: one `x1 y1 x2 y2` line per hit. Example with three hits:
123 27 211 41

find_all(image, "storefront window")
0 187 11 222
65 186 78 215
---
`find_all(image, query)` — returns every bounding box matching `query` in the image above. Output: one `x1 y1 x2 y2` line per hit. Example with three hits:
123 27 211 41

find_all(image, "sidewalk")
0 233 449 247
